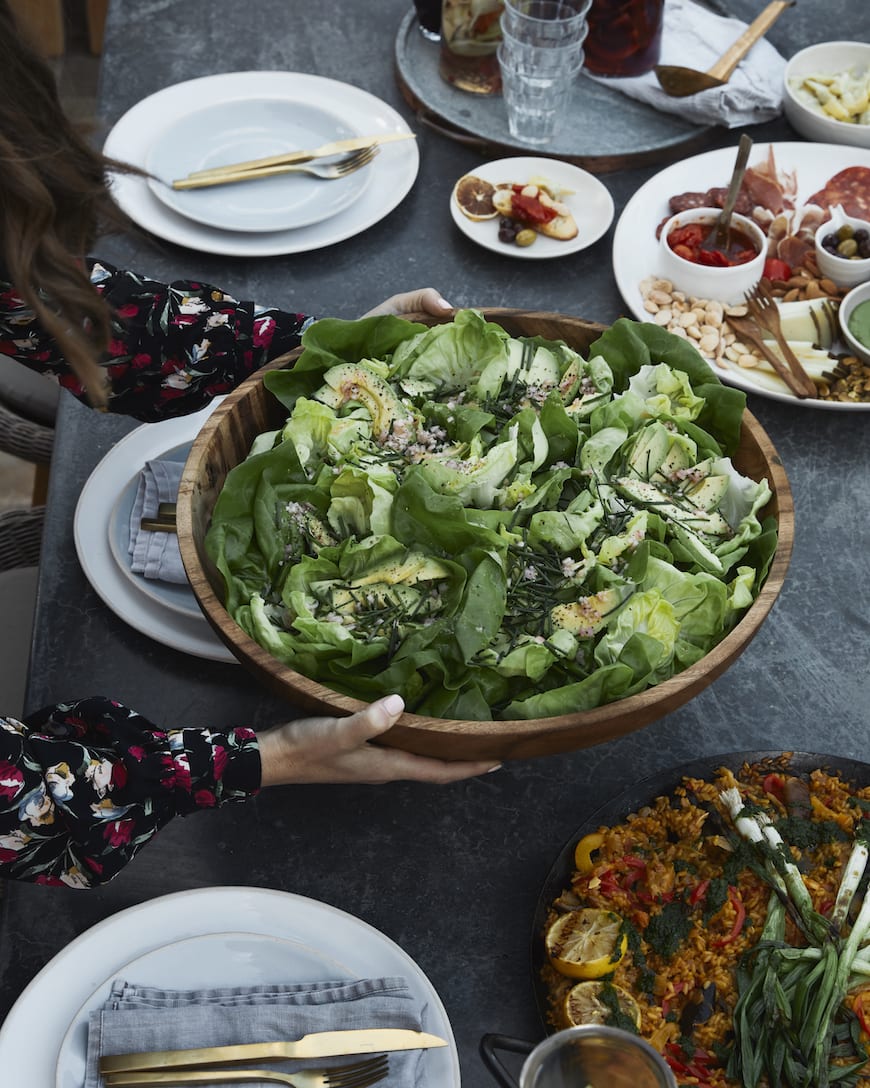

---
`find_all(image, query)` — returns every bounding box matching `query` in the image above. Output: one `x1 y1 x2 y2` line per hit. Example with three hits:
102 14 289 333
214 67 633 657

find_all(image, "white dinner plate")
73 400 237 661
56 930 353 1088
104 72 419 256
612 140 870 410
0 886 458 1085
145 98 371 233
106 446 203 621
449 156 615 259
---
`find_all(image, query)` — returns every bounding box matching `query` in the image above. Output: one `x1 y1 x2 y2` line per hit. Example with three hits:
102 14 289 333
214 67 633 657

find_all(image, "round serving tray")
394 9 717 173
529 750 870 1032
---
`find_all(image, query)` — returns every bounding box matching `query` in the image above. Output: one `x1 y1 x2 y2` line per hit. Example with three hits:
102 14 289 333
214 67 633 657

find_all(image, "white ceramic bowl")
658 207 766 305
783 41 870 148
839 280 870 364
815 209 870 289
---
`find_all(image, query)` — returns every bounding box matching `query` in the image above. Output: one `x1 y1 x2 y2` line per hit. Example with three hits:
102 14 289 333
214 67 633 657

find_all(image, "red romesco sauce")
667 222 759 268
510 186 558 225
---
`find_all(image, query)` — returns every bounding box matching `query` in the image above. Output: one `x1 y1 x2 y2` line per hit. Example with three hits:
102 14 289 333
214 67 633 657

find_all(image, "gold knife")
99 1029 447 1073
174 133 415 186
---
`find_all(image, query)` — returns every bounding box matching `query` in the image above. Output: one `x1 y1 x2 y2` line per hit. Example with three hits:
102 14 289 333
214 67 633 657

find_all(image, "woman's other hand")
360 288 454 319
257 695 500 786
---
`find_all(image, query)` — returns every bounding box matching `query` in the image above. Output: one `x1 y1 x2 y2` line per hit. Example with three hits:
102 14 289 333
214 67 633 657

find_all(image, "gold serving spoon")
654 0 793 98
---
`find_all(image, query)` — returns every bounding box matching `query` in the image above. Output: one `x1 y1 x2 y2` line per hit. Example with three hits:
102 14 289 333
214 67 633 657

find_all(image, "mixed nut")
637 274 870 403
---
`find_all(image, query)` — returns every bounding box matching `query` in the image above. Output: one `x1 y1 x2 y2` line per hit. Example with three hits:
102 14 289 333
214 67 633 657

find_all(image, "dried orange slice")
453 174 498 221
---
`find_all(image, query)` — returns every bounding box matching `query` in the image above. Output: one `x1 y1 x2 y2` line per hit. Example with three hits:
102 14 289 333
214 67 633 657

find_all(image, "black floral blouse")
0 258 314 886
0 257 314 421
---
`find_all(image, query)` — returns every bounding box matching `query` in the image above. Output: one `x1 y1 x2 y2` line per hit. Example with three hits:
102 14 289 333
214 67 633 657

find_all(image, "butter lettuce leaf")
206 310 779 721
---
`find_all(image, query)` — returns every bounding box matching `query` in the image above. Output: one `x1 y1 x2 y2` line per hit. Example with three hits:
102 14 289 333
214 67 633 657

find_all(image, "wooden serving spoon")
654 0 793 98
706 133 753 252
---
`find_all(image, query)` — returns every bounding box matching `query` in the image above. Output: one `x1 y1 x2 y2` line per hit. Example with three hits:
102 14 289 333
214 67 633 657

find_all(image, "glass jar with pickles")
439 0 505 94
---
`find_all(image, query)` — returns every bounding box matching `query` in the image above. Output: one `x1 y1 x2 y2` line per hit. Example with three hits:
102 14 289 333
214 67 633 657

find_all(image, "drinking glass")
583 0 664 76
501 0 592 42
497 0 588 144
482 1026 678 1088
497 42 583 144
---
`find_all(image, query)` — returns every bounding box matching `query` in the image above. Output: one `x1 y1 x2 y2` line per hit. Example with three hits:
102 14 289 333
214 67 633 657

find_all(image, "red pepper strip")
853 991 870 1037
763 773 786 802
664 1044 716 1086
712 886 746 947
597 869 622 897
689 878 710 905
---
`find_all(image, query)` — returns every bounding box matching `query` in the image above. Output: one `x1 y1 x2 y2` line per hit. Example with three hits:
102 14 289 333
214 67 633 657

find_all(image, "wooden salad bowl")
177 309 793 761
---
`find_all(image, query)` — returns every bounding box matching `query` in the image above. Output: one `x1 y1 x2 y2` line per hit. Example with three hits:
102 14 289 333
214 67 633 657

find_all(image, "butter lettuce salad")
206 311 778 721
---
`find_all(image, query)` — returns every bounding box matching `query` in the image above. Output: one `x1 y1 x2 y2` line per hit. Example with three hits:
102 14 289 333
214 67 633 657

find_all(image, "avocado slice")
680 473 730 512
316 363 413 440
505 340 561 391
614 478 732 539
551 586 633 637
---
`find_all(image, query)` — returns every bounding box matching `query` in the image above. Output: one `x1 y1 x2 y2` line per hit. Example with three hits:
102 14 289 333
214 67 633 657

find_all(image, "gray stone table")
2 1 870 1084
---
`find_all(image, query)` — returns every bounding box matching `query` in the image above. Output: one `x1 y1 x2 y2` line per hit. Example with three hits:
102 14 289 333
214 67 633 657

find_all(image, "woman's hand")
257 695 500 786
360 288 454 319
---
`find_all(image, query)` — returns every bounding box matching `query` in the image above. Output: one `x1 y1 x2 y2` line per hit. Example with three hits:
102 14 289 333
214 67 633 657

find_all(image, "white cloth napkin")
128 458 186 584
85 975 429 1088
586 0 787 128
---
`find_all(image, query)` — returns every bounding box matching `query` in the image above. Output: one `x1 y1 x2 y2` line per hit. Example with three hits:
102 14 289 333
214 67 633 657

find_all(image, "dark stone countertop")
2 2 870 1084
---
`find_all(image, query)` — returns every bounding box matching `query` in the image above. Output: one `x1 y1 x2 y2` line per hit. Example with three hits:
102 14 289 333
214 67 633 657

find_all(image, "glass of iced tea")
583 0 664 77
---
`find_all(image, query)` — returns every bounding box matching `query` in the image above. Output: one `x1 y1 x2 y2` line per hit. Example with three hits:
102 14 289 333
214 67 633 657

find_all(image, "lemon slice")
453 174 498 221
546 908 627 980
563 980 642 1030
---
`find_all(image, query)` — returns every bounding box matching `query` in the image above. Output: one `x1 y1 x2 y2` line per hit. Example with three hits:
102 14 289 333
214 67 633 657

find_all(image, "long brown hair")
0 1 132 406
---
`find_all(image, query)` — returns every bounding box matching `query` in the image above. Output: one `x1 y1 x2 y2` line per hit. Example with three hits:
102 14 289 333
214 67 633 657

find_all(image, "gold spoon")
654 0 793 98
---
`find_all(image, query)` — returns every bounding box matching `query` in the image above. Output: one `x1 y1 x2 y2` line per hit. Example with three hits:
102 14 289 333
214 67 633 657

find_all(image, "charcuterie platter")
613 141 870 409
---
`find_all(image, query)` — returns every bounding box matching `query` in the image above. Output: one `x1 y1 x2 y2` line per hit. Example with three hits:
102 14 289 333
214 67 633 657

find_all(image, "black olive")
854 228 869 244
498 216 518 244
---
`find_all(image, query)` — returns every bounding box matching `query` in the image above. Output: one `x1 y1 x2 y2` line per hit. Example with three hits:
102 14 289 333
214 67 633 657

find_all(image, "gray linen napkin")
586 0 787 128
128 458 186 584
85 975 429 1088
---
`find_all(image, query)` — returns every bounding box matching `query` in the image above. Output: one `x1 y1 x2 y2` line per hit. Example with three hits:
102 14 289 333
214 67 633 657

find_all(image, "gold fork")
103 1053 389 1088
744 283 817 398
172 146 380 191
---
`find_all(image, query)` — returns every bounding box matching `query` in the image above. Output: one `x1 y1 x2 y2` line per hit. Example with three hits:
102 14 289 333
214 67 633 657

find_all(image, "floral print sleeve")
0 697 261 887
0 258 315 422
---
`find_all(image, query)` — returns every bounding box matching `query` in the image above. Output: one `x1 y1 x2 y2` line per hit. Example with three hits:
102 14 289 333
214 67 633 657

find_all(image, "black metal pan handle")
479 1033 536 1088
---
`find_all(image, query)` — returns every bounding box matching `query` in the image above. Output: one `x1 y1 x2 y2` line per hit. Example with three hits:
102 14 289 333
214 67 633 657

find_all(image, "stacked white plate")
73 399 234 660
105 72 420 256
0 887 459 1085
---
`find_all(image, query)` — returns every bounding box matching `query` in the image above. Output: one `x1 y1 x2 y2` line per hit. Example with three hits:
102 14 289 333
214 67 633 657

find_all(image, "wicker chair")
0 506 45 571
0 400 54 496
0 357 57 564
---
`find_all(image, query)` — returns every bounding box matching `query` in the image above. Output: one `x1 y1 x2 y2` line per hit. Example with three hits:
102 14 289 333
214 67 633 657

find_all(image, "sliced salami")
807 167 870 219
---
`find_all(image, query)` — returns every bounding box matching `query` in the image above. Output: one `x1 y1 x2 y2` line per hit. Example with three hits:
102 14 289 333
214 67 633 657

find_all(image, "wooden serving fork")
744 284 818 398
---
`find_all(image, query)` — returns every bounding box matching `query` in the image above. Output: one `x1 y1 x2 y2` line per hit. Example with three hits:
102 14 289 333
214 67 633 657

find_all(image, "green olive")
838 237 859 258
515 229 537 248
837 224 855 242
